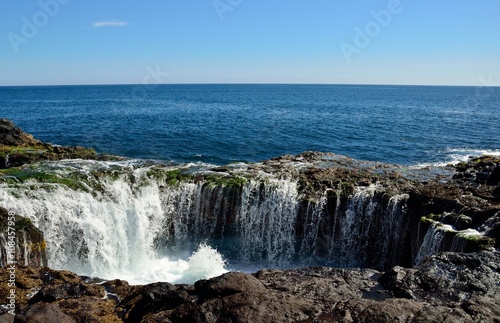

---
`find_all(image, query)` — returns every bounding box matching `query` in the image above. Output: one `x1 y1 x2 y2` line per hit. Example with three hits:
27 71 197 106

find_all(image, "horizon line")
1 82 498 88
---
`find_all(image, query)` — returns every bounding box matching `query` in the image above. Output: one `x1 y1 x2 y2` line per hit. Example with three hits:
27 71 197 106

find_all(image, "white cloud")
93 20 127 28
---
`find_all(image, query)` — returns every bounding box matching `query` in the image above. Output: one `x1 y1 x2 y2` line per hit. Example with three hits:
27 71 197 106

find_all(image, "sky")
0 0 499 86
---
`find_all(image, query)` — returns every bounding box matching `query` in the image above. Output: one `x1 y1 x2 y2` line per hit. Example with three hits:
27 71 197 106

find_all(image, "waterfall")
0 166 227 284
0 160 414 282
297 192 328 265
325 186 409 269
450 229 482 252
415 222 453 265
234 179 299 266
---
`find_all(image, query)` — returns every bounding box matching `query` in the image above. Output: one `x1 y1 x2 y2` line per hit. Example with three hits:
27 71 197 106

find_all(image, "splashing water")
415 223 454 265
117 244 227 285
0 164 230 284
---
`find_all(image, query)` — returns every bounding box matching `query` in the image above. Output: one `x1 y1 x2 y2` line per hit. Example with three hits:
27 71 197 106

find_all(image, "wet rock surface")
0 208 47 268
0 251 498 322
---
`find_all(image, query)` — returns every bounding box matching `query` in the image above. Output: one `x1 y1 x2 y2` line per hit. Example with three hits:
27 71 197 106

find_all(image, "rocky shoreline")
1 118 499 322
0 251 498 322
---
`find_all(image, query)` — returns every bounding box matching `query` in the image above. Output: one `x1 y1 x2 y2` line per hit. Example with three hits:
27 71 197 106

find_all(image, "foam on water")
115 244 228 285
412 148 500 169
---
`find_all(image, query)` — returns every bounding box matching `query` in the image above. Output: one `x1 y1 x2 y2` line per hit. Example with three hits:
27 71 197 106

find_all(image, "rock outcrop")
0 251 498 322
0 119 42 147
0 207 47 268
0 118 118 168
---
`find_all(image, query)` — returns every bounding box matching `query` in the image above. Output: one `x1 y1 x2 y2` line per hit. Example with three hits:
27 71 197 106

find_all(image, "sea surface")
1 84 499 165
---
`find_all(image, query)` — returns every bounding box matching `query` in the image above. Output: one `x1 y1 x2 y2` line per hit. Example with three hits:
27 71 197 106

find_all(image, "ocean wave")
412 148 500 169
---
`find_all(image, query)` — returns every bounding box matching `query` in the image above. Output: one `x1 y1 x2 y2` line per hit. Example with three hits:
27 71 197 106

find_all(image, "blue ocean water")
0 84 499 166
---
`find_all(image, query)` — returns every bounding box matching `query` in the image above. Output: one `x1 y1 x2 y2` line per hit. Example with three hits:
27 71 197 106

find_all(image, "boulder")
0 119 41 147
15 303 76 323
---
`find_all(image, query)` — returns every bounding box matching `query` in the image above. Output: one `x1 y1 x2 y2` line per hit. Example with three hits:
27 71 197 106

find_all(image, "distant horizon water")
1 84 499 167
2 83 499 87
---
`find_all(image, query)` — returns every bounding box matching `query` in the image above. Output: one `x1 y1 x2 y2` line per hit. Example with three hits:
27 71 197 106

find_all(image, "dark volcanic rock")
379 251 500 322
133 252 500 322
28 282 103 304
453 155 500 201
0 119 41 147
1 253 499 322
15 303 76 323
121 282 188 322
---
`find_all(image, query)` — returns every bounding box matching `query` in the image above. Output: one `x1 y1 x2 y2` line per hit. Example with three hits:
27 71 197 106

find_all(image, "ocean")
1 84 499 166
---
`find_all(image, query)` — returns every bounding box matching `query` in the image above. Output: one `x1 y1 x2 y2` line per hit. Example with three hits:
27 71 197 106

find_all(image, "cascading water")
1 160 415 283
414 222 453 265
0 162 228 284
322 186 410 269
450 229 482 252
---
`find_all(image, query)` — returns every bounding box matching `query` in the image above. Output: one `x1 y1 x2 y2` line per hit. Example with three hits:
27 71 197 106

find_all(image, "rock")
484 211 500 249
15 303 76 323
0 118 121 169
121 282 188 323
487 167 500 186
380 251 500 304
0 119 41 147
0 252 499 322
101 279 132 302
475 172 490 183
0 266 120 321
456 214 473 230
378 266 418 299
29 282 104 304
195 271 266 299
0 313 14 323
0 207 47 268
55 297 121 323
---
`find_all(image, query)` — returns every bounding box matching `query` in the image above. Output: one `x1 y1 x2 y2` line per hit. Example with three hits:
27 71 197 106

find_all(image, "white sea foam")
115 244 228 285
411 148 500 169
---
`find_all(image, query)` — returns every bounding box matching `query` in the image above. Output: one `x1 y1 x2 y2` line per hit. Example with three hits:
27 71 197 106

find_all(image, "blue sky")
1 0 499 86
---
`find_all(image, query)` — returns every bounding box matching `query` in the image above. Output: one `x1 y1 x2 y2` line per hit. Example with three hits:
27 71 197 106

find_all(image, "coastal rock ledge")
0 118 499 322
0 251 499 322
0 118 117 168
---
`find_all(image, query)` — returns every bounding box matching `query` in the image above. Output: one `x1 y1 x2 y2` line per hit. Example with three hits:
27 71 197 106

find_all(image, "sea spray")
117 243 227 285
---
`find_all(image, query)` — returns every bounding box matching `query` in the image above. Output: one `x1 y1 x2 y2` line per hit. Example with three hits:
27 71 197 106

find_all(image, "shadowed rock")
0 119 41 147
